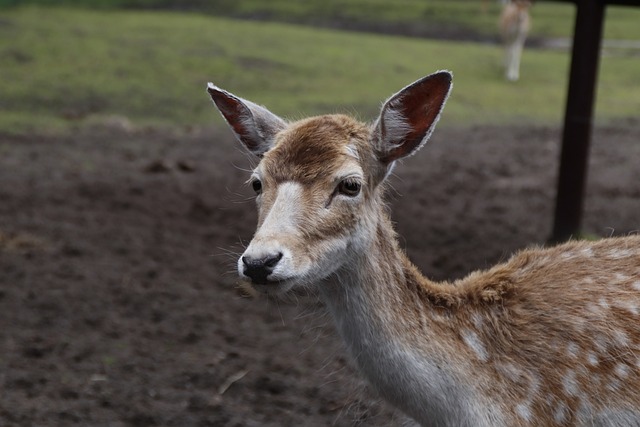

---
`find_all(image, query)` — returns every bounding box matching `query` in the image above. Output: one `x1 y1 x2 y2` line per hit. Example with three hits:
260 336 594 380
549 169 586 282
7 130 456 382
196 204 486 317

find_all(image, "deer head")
208 71 452 294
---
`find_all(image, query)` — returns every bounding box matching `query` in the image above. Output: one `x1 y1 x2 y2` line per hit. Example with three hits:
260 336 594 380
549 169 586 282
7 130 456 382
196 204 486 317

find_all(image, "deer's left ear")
373 71 452 164
207 83 286 156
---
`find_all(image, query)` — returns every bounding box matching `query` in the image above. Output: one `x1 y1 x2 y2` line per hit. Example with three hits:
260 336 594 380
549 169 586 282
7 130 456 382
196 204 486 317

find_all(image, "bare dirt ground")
1 121 639 426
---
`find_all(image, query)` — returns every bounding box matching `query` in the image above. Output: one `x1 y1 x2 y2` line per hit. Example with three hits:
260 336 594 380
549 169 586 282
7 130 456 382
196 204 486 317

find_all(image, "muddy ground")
1 120 639 426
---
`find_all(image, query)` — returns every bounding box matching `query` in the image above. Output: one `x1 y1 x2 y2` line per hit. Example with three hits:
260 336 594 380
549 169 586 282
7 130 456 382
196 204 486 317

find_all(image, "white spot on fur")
615 363 630 379
615 273 630 282
587 351 599 366
632 281 640 292
613 329 630 347
618 300 639 316
516 402 532 421
581 247 594 257
612 249 633 259
496 362 522 382
586 303 602 315
598 298 610 310
462 330 489 362
554 403 569 424
563 369 579 396
566 342 580 359
607 249 623 259
529 373 541 394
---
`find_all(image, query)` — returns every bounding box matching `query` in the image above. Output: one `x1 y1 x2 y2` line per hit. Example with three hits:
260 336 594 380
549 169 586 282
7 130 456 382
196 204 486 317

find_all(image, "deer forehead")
259 114 371 185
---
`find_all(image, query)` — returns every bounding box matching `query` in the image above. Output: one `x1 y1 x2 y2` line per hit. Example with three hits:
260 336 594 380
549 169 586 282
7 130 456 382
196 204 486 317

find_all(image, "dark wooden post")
551 0 606 242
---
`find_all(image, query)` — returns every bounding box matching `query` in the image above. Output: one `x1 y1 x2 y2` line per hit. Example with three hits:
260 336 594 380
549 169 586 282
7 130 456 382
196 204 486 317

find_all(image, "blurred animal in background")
500 0 532 81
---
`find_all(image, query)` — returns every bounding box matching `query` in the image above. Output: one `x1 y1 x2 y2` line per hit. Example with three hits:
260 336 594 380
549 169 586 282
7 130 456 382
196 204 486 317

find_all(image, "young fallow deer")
500 0 532 81
208 71 640 426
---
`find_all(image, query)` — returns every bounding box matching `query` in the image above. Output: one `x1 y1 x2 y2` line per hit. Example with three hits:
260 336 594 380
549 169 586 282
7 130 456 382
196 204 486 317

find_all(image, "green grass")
4 0 640 40
0 7 639 134
210 0 640 40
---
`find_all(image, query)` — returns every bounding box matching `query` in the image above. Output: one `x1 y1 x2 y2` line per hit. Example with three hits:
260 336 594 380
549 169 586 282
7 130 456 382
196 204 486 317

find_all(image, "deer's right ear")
207 83 286 156
372 71 452 165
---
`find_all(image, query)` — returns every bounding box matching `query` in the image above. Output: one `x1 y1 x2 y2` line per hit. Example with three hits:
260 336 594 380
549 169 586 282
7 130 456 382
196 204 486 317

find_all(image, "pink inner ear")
402 89 442 146
208 88 254 147
382 73 451 163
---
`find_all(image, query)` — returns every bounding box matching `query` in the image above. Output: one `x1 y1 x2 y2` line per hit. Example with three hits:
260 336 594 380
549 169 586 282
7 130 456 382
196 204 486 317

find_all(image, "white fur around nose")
239 182 303 280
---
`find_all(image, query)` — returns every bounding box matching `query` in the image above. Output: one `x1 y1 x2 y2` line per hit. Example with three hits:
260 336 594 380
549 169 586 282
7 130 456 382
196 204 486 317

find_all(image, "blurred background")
0 1 639 426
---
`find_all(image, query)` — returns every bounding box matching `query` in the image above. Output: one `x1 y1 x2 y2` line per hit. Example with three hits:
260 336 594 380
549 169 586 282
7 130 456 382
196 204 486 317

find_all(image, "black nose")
241 252 283 284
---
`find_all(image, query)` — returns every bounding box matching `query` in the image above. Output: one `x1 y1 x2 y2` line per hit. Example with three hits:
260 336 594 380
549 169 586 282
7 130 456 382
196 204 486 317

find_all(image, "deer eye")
251 179 262 195
338 179 361 197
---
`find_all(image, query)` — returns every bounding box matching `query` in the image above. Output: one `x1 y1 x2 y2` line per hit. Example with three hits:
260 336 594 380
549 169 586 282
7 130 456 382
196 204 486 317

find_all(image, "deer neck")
318 212 496 426
321 210 443 336
320 210 445 353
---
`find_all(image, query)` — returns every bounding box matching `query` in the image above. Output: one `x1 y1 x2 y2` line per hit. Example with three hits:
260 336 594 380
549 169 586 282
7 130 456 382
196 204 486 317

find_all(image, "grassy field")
202 0 640 41
5 0 640 40
0 6 639 134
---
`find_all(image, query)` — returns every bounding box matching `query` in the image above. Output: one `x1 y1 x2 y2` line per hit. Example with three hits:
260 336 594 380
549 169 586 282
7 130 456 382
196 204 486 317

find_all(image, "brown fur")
362 205 640 425
388 226 640 425
263 115 640 424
